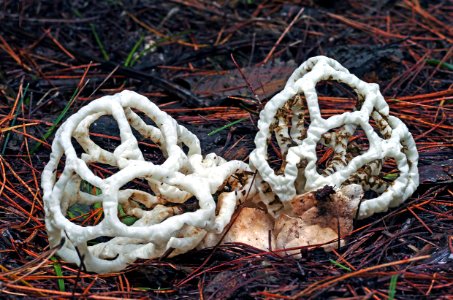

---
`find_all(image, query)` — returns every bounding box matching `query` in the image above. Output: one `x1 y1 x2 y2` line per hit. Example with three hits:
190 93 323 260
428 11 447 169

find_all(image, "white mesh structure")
42 57 419 273
249 56 419 219
41 90 252 273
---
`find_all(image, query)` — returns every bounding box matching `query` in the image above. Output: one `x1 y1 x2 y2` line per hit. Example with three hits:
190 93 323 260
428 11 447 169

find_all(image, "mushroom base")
201 184 363 256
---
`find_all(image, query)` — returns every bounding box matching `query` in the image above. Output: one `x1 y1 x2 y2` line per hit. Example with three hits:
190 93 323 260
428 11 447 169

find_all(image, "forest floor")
0 0 452 299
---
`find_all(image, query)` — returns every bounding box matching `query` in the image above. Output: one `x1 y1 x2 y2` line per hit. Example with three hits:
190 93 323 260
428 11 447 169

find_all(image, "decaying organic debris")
202 184 363 255
42 56 419 273
201 206 275 251
275 184 363 253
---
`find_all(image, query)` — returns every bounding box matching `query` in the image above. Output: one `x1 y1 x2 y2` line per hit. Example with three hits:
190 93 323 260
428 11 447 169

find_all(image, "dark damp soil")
0 1 451 299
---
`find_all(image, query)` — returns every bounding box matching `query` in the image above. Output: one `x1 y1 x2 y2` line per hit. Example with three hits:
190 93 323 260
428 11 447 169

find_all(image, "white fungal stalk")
42 56 419 274
249 56 419 218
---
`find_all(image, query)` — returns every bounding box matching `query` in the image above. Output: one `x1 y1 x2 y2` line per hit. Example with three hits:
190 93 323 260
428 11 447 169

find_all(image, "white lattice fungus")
42 56 420 273
249 56 419 219
41 90 252 273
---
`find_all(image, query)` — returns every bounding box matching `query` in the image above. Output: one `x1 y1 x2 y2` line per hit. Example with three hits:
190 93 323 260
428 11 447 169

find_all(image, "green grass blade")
118 203 138 225
128 30 193 67
208 118 248 136
383 173 399 180
329 259 351 272
121 215 138 226
388 274 398 300
51 257 65 292
31 87 79 154
73 9 109 61
425 59 453 71
124 35 144 67
130 42 155 67
90 24 110 61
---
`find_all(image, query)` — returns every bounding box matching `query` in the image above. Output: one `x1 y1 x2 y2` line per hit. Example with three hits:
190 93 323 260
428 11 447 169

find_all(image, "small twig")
230 53 261 107
262 7 305 64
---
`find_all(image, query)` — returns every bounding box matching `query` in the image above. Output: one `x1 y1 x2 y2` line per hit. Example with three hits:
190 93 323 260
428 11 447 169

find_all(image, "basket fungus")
42 56 419 273
41 90 253 273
